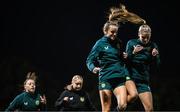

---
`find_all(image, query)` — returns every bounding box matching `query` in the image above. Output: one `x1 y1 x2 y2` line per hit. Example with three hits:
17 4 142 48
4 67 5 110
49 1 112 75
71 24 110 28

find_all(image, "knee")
144 104 153 112
117 103 127 111
128 89 138 103
129 92 138 102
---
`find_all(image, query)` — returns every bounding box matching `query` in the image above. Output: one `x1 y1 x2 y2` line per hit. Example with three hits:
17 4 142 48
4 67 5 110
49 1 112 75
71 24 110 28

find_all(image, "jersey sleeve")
5 94 22 111
86 41 102 72
125 40 135 60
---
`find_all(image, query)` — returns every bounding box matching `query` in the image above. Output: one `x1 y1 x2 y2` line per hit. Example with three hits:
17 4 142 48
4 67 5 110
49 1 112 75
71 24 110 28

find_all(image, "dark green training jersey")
126 39 160 82
6 91 45 111
86 36 128 81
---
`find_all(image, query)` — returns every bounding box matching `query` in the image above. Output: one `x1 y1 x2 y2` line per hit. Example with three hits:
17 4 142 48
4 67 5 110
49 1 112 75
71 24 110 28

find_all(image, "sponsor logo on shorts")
126 76 131 80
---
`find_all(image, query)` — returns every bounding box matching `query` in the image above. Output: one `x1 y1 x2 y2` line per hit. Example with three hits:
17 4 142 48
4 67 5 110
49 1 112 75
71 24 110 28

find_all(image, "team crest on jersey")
35 100 40 106
80 97 85 102
101 83 106 88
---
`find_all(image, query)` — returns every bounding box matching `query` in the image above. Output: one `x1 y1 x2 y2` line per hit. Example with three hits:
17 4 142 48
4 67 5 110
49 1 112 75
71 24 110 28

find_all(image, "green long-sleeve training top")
126 39 160 82
6 91 45 111
86 36 128 81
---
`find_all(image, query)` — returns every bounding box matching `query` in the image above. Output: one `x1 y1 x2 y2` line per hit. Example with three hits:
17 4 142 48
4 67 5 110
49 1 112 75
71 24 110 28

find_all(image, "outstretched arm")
5 94 22 111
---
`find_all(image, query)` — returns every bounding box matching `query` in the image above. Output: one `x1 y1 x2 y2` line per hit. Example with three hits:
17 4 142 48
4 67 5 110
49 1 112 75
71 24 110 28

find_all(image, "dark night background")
1 0 179 111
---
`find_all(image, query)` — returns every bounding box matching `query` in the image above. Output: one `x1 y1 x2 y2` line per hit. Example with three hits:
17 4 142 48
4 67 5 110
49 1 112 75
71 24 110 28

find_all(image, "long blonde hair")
108 4 146 25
